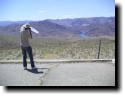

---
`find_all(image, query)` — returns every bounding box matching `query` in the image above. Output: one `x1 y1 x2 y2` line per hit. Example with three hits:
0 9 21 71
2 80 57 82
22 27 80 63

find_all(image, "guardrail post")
97 40 101 59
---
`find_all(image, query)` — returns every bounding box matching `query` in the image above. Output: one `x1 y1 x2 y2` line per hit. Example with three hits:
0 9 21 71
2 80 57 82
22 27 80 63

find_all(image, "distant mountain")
0 17 115 38
0 21 30 26
49 17 114 27
0 20 80 39
29 20 80 38
0 21 15 26
49 17 115 37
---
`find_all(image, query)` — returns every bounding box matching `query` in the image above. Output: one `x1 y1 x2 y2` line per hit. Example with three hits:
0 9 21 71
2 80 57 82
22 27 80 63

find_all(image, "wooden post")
97 40 101 59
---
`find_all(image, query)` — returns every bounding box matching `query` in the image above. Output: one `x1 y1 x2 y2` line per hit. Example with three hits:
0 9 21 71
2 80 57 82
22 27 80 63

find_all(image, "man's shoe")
32 67 36 70
24 67 27 70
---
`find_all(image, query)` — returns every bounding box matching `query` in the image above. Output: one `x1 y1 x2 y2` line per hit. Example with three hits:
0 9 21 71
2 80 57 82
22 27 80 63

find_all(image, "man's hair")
20 24 32 39
25 27 31 30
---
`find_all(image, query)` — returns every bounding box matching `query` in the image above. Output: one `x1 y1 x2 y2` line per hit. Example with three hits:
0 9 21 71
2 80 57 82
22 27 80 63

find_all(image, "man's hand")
26 28 32 39
29 31 32 39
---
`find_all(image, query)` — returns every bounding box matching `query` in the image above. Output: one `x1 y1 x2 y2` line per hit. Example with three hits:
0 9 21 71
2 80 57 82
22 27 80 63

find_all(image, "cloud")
62 14 78 18
38 10 47 14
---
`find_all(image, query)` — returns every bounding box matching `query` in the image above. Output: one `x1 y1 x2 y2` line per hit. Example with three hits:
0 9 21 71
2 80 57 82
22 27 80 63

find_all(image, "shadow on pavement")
26 68 45 74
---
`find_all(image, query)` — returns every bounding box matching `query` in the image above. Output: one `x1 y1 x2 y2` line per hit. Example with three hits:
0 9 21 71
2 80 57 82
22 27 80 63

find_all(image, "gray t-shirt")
20 28 31 47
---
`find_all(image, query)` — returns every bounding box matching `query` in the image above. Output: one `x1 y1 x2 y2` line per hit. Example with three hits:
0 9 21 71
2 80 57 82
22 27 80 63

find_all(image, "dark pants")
21 46 35 68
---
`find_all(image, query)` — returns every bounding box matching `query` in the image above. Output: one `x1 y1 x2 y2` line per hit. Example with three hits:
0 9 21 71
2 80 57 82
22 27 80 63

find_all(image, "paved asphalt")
0 63 115 86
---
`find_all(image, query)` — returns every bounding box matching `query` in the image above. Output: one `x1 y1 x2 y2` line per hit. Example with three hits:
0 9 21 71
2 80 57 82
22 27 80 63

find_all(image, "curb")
0 59 115 64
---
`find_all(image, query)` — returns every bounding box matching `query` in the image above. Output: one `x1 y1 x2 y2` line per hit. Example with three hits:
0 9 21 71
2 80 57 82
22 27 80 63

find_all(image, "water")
80 32 90 38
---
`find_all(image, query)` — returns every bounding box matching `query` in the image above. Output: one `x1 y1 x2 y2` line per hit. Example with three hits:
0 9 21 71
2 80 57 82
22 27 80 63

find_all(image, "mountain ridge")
0 17 115 38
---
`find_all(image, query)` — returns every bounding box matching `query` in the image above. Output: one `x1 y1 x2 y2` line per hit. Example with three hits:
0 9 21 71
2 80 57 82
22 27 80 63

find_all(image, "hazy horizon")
0 16 115 22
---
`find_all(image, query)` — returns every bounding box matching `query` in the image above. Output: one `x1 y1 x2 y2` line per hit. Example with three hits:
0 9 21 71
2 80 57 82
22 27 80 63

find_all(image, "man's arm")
28 28 32 39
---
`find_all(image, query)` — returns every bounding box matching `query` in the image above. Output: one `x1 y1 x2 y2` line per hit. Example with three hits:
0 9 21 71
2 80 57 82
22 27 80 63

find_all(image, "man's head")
25 23 30 28
20 23 31 32
24 23 31 31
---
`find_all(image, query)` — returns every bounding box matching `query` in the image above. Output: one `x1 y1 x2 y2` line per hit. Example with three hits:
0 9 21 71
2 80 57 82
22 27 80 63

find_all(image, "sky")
0 0 115 21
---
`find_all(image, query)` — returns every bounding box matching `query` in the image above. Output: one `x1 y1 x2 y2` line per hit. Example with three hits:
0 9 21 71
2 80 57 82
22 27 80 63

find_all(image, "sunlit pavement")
0 63 115 86
42 63 115 86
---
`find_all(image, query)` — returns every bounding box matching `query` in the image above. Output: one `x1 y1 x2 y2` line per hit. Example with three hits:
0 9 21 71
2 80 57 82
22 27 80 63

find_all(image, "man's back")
20 28 31 47
20 23 35 70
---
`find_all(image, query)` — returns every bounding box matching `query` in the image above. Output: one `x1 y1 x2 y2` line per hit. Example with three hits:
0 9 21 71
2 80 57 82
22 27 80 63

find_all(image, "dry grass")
0 35 115 60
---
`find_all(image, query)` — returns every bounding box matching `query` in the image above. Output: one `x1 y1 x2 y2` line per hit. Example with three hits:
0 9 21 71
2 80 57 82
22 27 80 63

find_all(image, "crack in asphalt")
39 63 60 86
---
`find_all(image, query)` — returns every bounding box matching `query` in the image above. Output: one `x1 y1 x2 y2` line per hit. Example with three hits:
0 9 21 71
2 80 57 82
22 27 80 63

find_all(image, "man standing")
20 23 36 70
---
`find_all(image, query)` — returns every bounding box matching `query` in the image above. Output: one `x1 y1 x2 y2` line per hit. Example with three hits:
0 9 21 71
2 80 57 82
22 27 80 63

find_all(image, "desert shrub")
0 36 115 60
